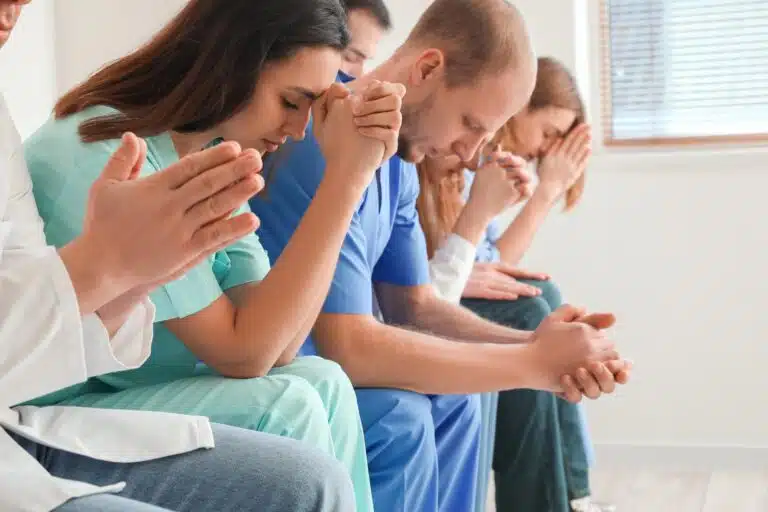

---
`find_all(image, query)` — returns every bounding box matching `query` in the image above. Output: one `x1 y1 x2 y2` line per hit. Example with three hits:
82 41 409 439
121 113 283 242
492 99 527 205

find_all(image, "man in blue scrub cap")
251 0 633 510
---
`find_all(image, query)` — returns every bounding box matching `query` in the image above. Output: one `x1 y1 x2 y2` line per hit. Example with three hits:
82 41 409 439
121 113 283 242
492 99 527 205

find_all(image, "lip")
262 139 281 153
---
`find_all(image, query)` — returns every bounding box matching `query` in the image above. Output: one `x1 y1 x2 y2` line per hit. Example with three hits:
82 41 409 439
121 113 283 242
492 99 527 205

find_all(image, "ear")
410 49 446 86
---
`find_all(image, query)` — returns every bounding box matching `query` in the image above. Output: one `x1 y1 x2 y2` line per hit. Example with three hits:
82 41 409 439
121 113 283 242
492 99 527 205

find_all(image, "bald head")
404 0 535 87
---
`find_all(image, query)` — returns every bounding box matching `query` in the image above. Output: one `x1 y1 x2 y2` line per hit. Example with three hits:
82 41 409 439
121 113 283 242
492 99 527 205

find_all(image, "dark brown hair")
404 0 532 87
342 0 392 30
417 56 587 257
55 0 350 143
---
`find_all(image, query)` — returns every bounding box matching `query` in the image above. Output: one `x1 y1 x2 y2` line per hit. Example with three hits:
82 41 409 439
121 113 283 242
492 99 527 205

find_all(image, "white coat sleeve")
0 100 154 408
428 233 478 304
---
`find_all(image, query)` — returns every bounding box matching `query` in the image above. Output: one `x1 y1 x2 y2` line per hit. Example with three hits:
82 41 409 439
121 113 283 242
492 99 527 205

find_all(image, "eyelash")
282 98 299 111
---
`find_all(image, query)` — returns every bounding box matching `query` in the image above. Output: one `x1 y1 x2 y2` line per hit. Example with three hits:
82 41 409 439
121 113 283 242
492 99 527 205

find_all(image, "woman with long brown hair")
21 1 407 510
418 57 613 512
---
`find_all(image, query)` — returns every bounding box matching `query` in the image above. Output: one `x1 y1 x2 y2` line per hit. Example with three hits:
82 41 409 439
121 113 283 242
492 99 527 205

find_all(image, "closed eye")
282 98 299 111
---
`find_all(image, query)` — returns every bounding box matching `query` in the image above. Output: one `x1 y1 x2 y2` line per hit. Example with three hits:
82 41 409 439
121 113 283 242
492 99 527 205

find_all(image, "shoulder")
24 106 125 175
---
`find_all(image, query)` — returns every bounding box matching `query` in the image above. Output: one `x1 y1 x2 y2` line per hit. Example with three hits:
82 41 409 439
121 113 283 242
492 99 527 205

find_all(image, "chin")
396 136 425 163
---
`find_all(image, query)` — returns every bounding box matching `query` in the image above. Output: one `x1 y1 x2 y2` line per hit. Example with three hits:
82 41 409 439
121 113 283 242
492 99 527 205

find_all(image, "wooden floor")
486 470 768 511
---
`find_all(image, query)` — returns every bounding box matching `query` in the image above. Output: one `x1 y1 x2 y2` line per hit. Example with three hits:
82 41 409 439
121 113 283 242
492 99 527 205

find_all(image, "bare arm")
496 125 592 265
494 183 560 265
165 175 365 378
313 312 535 394
376 281 530 344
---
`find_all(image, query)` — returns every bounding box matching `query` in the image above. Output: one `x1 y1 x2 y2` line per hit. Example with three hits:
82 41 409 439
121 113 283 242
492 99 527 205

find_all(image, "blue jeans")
462 279 594 512
355 389 481 512
12 423 354 512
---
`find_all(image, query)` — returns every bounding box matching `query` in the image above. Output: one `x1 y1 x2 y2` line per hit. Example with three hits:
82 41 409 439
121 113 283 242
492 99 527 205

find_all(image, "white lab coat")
0 96 214 512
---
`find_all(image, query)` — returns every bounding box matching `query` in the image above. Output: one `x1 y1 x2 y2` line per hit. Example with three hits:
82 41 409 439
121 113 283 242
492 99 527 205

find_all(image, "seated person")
417 57 614 512
251 1 632 510
22 1 402 510
1 4 353 511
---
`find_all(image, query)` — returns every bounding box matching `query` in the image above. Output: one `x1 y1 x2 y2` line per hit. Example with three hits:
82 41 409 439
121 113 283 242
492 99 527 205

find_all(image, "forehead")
532 107 578 132
347 10 385 49
261 47 341 91
451 67 535 133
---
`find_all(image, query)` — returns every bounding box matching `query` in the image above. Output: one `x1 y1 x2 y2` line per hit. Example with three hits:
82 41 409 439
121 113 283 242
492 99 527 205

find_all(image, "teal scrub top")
24 105 271 396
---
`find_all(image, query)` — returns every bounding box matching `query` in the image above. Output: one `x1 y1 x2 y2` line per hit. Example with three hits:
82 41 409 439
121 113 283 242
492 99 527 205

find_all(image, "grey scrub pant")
12 423 354 512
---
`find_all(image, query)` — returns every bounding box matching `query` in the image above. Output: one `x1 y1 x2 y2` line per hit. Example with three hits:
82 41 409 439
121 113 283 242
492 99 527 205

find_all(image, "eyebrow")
465 115 489 134
288 86 322 101
349 47 368 60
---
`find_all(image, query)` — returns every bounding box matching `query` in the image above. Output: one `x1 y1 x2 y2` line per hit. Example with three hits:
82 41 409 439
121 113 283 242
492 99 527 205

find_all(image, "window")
600 0 768 145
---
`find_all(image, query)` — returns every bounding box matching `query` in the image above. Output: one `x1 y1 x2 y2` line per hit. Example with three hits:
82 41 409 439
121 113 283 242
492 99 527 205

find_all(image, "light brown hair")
417 56 587 257
403 0 531 87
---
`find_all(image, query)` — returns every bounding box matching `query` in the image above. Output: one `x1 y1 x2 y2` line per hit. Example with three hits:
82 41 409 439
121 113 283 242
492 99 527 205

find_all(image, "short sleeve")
24 111 225 324
372 160 431 286
212 203 271 291
322 213 373 315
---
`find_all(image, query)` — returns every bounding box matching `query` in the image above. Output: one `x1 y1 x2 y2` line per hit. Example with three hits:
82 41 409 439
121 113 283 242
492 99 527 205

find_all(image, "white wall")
512 0 768 462
0 1 56 139
55 0 186 93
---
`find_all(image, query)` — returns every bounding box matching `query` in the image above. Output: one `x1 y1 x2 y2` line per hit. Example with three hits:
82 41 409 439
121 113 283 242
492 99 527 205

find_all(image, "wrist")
319 165 370 202
453 200 495 246
463 196 496 224
58 235 128 315
534 181 565 204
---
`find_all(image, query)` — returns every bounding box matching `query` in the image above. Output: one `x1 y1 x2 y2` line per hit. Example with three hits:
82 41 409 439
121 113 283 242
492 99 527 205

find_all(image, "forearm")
409 292 530 344
317 316 534 394
495 184 560 265
232 174 363 366
451 200 494 247
274 314 316 367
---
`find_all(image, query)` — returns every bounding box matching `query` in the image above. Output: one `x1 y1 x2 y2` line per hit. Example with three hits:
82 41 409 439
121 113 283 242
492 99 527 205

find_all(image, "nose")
285 109 312 141
452 134 486 163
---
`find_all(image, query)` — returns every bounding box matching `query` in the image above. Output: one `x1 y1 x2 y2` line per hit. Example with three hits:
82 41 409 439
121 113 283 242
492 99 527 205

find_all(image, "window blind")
601 0 768 145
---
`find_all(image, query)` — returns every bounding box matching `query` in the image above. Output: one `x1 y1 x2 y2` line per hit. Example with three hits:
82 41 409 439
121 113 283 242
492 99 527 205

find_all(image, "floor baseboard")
593 443 768 471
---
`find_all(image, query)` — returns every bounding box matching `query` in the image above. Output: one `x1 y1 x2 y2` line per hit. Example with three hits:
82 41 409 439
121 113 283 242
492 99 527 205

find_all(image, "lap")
57 495 169 512
56 368 326 430
19 424 352 512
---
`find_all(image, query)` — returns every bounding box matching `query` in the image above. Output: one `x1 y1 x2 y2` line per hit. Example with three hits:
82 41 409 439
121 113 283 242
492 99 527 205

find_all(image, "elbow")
212 355 276 380
273 351 298 368
405 285 437 320
313 317 371 384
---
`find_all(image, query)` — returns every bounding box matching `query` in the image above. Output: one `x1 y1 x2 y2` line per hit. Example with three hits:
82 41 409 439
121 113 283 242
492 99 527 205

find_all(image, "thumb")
545 304 587 324
100 132 143 182
313 83 350 124
579 312 617 330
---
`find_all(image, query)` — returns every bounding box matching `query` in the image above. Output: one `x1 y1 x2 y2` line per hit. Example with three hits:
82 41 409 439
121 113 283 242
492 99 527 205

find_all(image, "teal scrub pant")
45 357 374 512
355 389 482 512
462 279 594 512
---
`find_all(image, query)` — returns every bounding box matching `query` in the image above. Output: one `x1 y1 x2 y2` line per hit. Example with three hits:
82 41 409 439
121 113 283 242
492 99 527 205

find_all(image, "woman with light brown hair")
418 57 614 512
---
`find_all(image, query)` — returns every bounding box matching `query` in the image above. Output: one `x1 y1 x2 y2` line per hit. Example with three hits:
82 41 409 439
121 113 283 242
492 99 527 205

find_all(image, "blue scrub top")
250 72 431 355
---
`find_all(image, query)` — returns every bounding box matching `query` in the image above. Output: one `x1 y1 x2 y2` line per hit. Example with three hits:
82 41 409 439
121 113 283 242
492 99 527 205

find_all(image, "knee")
358 389 435 460
533 279 563 310
285 356 357 403
301 452 356 512
512 295 552 331
212 376 329 434
452 394 482 435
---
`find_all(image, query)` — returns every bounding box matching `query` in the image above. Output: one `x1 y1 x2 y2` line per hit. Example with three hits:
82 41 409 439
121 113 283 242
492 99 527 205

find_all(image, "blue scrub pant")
355 389 481 512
